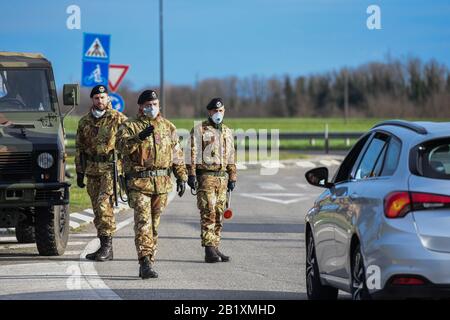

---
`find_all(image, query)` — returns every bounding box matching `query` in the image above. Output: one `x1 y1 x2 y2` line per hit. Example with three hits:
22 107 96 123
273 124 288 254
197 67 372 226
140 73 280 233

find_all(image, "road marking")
319 160 335 166
239 193 309 205
0 241 86 249
70 221 80 229
236 163 248 170
257 183 285 191
296 161 315 168
261 161 286 169
71 213 94 222
296 183 309 189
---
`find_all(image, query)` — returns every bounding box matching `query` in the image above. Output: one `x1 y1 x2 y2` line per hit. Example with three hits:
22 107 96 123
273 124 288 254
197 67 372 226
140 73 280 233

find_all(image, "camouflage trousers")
129 190 168 262
86 172 116 237
196 175 228 247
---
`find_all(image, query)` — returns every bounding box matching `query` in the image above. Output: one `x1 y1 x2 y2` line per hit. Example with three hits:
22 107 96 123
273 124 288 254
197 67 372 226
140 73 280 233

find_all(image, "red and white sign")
108 64 129 92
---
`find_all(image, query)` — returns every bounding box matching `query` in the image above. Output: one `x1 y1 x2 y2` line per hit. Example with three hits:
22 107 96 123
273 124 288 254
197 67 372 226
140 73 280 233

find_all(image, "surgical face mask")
143 106 159 119
91 108 106 119
211 112 223 125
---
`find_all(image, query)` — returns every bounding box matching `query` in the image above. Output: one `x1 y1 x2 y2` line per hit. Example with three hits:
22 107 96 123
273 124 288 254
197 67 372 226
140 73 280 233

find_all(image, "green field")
65 115 450 133
64 116 385 133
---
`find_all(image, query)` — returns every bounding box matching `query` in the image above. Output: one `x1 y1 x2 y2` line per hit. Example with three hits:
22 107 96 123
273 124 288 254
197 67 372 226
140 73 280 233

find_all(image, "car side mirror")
63 84 80 106
305 167 334 188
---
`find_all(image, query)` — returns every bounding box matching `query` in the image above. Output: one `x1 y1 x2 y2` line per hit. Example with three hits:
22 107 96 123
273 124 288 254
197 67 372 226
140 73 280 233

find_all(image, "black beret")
206 98 224 110
138 90 159 105
90 85 108 98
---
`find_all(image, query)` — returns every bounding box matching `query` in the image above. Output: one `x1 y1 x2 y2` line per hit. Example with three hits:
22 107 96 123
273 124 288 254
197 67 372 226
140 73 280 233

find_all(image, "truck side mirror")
63 84 80 106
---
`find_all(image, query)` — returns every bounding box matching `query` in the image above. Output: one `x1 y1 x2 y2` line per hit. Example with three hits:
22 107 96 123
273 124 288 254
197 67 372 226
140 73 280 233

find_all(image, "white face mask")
211 112 223 125
91 108 106 119
143 106 160 119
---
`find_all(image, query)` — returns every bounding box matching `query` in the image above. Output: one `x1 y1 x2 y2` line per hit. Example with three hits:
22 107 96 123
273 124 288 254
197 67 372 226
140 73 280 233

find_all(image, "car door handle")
350 193 360 200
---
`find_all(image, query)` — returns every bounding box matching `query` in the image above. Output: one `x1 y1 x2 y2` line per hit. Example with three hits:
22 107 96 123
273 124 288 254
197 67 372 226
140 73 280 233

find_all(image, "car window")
354 134 388 180
419 139 450 179
333 133 371 183
380 137 401 176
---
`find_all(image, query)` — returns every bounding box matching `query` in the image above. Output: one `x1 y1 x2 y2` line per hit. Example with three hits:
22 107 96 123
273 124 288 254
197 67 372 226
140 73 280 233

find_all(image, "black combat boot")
215 247 230 262
205 246 220 263
85 248 100 261
139 256 158 279
95 236 113 261
85 237 103 261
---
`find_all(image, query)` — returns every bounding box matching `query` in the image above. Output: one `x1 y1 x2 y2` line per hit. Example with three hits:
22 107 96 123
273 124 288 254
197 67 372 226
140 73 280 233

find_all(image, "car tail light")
391 276 426 286
385 191 450 218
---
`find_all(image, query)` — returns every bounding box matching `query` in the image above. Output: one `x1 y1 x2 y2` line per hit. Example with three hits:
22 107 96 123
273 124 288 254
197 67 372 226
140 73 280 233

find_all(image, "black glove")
177 180 186 197
187 175 197 190
77 173 86 188
138 125 154 140
227 180 236 192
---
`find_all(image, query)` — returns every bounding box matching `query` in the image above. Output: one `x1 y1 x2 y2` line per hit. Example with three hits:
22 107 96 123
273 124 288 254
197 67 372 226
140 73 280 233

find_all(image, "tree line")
69 56 450 119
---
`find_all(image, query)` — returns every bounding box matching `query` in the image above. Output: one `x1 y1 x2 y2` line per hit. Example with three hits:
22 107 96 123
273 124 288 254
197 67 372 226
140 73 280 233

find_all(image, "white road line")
319 160 333 166
70 221 80 229
331 160 342 165
0 236 17 242
71 213 94 222
257 183 286 191
296 161 316 168
0 241 86 249
236 163 248 170
239 193 309 205
260 161 286 169
295 183 309 189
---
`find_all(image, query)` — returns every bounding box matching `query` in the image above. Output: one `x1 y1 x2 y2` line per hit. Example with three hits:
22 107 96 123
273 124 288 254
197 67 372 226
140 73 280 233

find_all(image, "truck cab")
0 52 78 255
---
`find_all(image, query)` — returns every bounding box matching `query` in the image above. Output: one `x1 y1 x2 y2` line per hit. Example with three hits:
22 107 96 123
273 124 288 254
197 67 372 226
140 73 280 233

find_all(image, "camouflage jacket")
115 114 188 194
186 119 237 181
75 108 127 176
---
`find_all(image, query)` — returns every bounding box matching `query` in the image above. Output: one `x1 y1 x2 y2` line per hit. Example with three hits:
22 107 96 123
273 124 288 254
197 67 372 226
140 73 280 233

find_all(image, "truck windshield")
0 68 52 112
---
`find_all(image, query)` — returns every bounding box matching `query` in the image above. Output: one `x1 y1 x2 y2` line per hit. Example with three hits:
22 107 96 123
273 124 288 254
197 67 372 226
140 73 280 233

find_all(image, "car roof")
0 51 51 68
371 120 450 147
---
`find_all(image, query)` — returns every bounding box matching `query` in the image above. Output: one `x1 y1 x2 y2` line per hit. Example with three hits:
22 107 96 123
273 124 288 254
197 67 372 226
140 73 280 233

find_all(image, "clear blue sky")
1 0 449 89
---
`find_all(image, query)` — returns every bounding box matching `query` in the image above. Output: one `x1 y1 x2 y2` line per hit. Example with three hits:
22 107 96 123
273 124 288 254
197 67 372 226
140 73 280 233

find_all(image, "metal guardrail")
65 131 365 154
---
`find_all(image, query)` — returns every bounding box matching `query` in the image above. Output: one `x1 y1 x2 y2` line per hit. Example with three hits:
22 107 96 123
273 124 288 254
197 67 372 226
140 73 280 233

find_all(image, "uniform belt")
127 168 171 178
196 170 228 177
86 153 114 163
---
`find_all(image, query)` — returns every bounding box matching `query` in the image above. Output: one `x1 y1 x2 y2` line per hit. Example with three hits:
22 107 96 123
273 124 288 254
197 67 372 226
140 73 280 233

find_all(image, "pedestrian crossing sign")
83 33 110 62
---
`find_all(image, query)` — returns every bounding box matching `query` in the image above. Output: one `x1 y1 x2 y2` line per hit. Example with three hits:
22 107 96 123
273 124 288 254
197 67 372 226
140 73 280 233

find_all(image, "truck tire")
35 205 69 256
15 220 36 244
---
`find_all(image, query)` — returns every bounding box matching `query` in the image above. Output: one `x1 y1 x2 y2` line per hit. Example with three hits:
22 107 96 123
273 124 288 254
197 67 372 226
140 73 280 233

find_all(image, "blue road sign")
83 33 110 62
109 93 125 113
82 60 109 87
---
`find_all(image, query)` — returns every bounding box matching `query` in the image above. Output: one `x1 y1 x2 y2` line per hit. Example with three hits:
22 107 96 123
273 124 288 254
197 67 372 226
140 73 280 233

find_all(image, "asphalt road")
0 163 347 300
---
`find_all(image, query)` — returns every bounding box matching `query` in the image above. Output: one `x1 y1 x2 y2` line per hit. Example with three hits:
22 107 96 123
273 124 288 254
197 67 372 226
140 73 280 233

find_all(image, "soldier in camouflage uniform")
187 98 237 263
116 90 187 279
75 85 127 261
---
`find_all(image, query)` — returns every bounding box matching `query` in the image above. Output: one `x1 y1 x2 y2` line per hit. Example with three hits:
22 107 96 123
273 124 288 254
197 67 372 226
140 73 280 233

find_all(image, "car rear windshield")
0 68 53 112
418 138 450 179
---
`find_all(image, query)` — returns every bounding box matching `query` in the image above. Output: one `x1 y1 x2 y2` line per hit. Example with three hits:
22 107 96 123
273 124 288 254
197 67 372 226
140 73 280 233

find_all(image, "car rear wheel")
306 231 339 300
35 205 69 256
351 244 371 300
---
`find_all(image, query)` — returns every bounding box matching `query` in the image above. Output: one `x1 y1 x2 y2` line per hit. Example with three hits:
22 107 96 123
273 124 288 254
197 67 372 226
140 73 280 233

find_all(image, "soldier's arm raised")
115 122 142 156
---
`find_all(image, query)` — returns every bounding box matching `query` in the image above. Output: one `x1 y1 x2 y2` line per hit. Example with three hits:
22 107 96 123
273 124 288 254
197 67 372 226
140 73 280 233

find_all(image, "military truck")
0 52 79 255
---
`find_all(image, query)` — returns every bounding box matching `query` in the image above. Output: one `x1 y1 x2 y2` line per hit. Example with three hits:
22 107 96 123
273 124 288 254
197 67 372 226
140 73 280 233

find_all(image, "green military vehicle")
0 52 79 255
